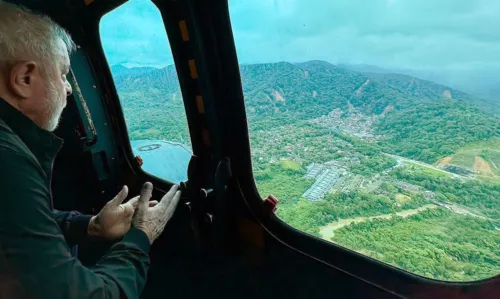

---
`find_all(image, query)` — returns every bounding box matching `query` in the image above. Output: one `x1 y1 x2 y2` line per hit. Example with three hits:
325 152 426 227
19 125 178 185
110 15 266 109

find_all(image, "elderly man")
0 2 181 298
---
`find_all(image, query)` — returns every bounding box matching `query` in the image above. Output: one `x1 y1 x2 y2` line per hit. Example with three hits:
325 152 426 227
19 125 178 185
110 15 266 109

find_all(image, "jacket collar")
0 98 63 167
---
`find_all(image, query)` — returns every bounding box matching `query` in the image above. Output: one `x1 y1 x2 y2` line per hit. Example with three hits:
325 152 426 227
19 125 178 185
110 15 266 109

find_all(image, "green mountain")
110 65 157 78
112 61 500 164
241 61 500 164
339 63 500 114
241 60 474 114
111 61 500 282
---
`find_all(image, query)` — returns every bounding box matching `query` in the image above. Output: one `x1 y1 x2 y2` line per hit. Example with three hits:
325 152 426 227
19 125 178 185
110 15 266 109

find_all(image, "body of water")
131 140 191 183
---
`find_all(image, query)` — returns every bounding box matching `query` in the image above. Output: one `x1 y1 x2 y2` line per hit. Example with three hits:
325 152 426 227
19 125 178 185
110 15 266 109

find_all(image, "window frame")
97 1 194 185
78 0 209 193
214 0 499 295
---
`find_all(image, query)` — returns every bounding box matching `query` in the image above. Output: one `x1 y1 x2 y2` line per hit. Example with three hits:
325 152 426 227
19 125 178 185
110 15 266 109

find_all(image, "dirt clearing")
474 156 494 176
438 156 452 166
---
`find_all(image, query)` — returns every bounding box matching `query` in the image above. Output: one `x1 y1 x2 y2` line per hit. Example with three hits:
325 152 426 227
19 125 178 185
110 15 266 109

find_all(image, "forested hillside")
111 61 500 282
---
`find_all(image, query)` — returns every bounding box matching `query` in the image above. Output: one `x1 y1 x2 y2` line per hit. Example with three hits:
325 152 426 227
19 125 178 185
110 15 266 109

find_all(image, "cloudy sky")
100 0 500 96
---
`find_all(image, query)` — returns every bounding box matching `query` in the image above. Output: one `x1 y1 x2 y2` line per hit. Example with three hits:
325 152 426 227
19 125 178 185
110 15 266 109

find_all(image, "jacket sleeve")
53 209 93 248
0 149 151 299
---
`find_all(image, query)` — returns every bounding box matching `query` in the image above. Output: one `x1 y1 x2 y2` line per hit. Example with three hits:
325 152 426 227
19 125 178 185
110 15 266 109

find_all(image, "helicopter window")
229 0 500 281
99 0 191 183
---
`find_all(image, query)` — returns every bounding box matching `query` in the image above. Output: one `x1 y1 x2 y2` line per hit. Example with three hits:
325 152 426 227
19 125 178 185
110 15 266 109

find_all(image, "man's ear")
9 61 39 99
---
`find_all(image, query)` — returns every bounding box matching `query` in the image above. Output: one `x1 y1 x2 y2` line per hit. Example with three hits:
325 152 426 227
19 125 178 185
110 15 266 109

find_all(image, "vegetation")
111 60 500 282
278 190 428 236
333 209 499 282
450 139 500 176
377 100 500 163
254 162 313 206
350 155 397 176
112 65 192 147
392 166 500 219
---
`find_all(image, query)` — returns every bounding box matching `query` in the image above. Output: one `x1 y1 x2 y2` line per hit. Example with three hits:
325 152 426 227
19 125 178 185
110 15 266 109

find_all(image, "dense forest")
111 60 500 282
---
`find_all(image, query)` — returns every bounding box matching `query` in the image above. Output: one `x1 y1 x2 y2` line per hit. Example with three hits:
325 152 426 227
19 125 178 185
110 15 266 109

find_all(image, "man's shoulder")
0 118 38 163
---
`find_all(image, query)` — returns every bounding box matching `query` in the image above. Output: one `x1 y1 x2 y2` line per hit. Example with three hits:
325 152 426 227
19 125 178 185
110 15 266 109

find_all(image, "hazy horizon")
101 0 500 100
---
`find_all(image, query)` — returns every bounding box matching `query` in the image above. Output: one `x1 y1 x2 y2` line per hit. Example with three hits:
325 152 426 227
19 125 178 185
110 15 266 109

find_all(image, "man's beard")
43 80 64 132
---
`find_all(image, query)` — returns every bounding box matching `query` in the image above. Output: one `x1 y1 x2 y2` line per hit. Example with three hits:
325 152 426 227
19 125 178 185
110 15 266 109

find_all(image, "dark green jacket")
0 98 150 299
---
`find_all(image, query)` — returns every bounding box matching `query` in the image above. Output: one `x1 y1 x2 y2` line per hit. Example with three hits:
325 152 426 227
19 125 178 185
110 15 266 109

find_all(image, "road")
384 153 466 179
319 204 439 240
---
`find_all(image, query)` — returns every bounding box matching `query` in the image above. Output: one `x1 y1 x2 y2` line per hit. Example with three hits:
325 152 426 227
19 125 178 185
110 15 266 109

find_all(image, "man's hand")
133 182 181 244
88 185 158 240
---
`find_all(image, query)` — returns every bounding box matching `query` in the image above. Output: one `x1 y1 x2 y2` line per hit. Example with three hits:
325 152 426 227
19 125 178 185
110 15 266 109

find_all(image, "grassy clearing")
451 138 500 175
279 159 302 171
403 161 452 178
480 150 500 176
396 193 411 204
451 151 476 169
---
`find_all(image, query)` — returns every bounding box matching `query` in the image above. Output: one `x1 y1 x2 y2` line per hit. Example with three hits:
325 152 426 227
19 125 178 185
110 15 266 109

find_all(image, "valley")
111 60 500 282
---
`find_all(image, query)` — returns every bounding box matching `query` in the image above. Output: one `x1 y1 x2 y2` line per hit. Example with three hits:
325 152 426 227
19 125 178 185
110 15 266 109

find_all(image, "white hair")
0 1 76 75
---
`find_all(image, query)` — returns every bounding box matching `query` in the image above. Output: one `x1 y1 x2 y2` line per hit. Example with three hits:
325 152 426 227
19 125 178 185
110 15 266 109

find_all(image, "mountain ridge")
111 60 500 163
111 60 487 111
